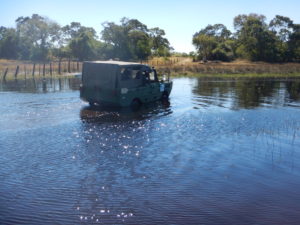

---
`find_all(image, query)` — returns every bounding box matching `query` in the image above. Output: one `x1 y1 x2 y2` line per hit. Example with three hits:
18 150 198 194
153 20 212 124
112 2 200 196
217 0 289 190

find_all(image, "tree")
149 27 171 56
288 23 300 62
128 30 151 60
194 24 231 39
0 27 18 59
59 22 102 60
192 34 217 60
68 32 98 61
101 17 171 60
62 22 97 43
234 14 280 62
269 15 293 42
101 19 133 60
193 24 234 61
15 14 61 60
268 15 300 62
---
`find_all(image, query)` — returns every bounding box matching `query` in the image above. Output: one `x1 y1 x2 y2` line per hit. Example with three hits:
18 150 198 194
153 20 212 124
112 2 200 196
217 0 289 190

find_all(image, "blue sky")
1 0 299 53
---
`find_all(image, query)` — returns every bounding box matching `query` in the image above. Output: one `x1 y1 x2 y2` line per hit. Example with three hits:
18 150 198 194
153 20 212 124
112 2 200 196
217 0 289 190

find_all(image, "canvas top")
84 60 143 66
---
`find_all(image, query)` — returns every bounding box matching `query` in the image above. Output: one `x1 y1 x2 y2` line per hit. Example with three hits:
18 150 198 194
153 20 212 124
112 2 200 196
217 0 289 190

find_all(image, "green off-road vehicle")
80 61 172 107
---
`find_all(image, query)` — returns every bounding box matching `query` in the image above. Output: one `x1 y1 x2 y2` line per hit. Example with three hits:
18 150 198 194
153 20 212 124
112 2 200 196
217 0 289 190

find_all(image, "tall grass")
153 60 300 77
1 58 300 80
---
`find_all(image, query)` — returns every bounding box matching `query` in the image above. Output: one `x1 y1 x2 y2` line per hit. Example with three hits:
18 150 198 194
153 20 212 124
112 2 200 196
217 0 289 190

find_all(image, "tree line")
0 13 299 63
192 13 300 62
0 14 172 61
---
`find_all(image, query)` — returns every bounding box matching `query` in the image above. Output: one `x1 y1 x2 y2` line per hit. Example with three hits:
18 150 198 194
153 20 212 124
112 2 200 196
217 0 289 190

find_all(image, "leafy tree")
1 15 171 61
62 22 97 43
288 23 300 62
233 14 267 33
101 18 133 60
128 30 151 60
193 24 234 61
234 14 280 62
0 27 18 59
68 32 98 61
101 17 171 60
212 39 235 61
149 27 171 56
194 24 231 39
192 34 217 60
58 22 102 60
269 15 293 42
15 14 61 60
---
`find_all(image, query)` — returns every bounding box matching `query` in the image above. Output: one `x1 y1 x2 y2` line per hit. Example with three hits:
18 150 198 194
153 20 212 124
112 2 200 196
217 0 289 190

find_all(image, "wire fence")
1 60 82 80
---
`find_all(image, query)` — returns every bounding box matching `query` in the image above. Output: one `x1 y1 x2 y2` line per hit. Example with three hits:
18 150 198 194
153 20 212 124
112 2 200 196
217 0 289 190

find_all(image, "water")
0 77 300 225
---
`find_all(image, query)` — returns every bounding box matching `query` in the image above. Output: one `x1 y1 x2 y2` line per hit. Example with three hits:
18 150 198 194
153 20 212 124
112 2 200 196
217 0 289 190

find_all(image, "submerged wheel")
130 98 141 110
161 91 169 100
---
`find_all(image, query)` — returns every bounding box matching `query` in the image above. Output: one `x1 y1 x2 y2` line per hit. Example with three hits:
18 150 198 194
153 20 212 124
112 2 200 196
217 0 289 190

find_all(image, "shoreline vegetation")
155 58 300 78
1 14 300 66
1 14 299 81
1 58 300 81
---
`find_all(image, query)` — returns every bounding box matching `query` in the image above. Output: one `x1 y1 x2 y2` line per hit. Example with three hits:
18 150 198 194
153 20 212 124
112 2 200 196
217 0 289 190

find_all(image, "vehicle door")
145 70 161 102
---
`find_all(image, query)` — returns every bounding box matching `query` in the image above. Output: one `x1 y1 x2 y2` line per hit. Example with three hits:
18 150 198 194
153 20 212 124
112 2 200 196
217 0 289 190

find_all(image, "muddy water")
0 77 300 224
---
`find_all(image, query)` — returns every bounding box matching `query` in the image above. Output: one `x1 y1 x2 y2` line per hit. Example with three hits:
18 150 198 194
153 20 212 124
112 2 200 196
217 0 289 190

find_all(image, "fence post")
43 64 46 76
14 65 19 79
32 63 36 77
24 65 27 80
58 60 61 75
68 59 71 73
77 61 79 71
50 62 52 76
39 64 41 76
3 68 8 80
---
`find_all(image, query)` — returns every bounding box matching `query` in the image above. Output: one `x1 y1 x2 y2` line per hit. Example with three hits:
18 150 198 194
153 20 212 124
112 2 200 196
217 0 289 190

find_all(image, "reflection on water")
192 78 300 109
0 77 80 93
80 101 172 123
1 77 300 224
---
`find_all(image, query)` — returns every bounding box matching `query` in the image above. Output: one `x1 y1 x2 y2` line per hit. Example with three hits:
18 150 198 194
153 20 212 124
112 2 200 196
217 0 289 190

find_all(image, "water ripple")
1 77 300 224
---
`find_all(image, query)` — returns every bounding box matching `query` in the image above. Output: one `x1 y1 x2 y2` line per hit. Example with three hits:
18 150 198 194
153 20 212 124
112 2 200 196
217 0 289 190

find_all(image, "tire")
130 98 141 110
161 91 169 100
89 102 95 106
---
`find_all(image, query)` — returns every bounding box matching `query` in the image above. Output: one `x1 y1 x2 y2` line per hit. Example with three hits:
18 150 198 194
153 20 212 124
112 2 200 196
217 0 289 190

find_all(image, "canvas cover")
82 61 151 89
82 62 120 89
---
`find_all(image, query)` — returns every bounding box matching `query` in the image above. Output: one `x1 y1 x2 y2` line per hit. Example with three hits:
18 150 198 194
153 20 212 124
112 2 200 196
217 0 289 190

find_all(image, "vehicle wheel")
131 98 141 110
89 102 95 106
161 91 169 100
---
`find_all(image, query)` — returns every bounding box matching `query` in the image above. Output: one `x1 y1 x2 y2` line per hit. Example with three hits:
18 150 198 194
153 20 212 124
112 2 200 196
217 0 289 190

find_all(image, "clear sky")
1 0 299 53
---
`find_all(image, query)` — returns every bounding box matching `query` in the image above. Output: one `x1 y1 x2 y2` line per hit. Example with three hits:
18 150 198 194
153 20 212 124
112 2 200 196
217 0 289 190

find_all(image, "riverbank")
168 73 300 80
155 59 300 77
1 59 300 80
